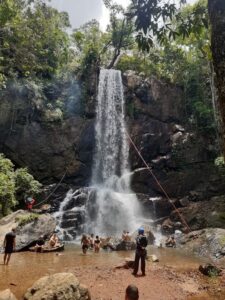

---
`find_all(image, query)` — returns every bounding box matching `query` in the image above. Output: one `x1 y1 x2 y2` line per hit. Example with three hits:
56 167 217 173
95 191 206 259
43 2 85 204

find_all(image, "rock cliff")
0 72 224 206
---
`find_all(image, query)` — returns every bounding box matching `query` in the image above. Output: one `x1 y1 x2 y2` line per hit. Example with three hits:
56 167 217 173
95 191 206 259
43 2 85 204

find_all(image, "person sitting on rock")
81 234 89 254
165 235 176 248
125 232 131 242
49 233 60 248
122 230 127 241
94 235 101 253
34 235 45 252
125 284 139 300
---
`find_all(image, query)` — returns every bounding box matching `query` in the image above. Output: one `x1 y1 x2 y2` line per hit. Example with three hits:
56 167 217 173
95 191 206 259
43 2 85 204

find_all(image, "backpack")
137 235 148 248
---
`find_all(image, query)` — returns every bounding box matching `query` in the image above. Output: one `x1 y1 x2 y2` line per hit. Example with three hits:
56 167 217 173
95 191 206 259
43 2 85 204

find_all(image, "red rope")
126 129 222 267
126 130 191 232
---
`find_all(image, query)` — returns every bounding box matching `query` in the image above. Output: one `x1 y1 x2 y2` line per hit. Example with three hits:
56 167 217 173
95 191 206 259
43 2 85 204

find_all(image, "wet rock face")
24 273 91 300
0 71 224 226
54 188 91 241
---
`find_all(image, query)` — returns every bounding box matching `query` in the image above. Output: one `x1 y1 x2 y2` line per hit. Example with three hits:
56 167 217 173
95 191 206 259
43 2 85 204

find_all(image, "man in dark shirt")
132 227 148 276
3 228 16 265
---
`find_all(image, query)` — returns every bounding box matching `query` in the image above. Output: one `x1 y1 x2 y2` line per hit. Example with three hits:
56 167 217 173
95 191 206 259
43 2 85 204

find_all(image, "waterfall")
87 69 142 236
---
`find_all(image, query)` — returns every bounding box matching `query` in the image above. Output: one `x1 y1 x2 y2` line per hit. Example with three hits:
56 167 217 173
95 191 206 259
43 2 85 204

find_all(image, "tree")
127 0 225 157
0 0 70 85
208 0 225 157
104 0 134 69
0 154 41 216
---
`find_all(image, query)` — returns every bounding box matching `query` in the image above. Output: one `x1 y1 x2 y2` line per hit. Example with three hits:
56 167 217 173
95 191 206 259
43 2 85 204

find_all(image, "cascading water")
86 69 142 236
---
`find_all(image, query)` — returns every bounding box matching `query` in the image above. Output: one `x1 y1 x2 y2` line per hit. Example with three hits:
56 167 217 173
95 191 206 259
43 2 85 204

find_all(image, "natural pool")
0 245 224 300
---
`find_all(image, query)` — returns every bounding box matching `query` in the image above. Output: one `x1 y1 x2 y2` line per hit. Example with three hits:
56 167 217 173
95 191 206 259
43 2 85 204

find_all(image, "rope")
125 129 222 267
125 129 191 231
33 169 68 208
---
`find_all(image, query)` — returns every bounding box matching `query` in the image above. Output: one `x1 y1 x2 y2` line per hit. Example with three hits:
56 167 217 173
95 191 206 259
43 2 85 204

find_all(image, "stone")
199 264 222 277
178 228 225 262
0 289 18 300
161 219 174 234
23 273 91 300
179 197 190 207
0 210 56 252
149 255 159 262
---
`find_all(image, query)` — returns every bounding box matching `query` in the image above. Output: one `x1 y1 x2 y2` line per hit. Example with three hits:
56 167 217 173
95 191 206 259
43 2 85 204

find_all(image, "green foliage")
0 154 16 216
0 0 70 86
15 213 39 227
15 168 42 201
215 156 225 178
127 0 207 51
0 154 41 216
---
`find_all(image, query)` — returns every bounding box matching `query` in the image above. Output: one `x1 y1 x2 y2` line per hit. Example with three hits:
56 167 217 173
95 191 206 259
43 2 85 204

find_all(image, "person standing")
81 234 89 254
3 228 16 265
132 227 148 276
94 235 101 253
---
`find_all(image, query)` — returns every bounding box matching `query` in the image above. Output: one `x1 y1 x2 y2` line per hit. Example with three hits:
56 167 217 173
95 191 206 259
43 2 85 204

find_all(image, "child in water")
94 235 101 253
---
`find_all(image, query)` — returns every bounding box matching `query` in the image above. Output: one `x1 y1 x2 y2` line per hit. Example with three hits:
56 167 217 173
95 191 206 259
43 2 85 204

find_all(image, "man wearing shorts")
3 228 16 265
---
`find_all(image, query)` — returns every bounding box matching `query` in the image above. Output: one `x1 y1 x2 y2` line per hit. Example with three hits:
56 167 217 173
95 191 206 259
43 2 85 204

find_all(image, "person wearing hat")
132 227 148 276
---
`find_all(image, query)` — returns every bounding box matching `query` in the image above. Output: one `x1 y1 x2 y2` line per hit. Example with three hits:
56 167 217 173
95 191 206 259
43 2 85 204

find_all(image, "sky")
49 0 197 31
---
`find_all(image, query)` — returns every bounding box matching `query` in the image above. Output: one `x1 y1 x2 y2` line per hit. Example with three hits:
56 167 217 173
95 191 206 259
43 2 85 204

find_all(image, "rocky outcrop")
0 210 56 251
0 71 224 229
169 196 225 232
23 273 91 300
0 289 17 300
178 228 225 264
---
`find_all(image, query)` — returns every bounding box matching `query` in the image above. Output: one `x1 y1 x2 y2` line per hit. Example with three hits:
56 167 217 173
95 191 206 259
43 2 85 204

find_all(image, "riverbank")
0 245 224 299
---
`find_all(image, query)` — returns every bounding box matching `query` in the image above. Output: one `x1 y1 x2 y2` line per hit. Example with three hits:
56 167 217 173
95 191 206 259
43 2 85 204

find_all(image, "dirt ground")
1 249 224 300
73 263 225 300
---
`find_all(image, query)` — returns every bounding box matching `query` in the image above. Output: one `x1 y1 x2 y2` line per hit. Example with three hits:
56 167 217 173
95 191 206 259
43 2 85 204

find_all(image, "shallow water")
0 245 223 299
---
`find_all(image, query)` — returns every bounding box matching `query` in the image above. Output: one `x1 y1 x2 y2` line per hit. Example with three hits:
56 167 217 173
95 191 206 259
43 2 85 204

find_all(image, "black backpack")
137 235 148 248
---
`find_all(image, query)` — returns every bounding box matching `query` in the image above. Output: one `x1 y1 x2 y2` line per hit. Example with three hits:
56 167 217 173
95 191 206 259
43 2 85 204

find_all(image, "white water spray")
87 69 142 235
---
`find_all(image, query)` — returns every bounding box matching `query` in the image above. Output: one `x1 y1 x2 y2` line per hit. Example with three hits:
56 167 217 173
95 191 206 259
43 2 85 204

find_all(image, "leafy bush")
16 213 39 227
0 154 42 216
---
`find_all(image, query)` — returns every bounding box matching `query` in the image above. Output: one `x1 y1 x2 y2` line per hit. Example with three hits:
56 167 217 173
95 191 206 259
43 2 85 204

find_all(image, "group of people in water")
81 234 101 254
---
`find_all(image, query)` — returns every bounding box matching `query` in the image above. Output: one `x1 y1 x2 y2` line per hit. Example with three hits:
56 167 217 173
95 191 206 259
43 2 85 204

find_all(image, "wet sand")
0 245 224 300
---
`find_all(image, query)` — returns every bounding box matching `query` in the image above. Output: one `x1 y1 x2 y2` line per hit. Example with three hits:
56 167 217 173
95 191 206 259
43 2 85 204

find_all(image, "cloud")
49 0 198 31
50 0 103 29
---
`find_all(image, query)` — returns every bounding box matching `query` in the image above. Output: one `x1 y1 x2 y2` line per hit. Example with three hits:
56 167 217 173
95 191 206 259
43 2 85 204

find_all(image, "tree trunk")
208 0 225 157
209 61 223 152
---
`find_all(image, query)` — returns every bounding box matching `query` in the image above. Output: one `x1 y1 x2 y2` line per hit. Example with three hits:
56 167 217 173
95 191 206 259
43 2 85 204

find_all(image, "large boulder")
170 196 225 231
0 210 56 251
23 273 91 300
0 289 17 300
179 228 225 264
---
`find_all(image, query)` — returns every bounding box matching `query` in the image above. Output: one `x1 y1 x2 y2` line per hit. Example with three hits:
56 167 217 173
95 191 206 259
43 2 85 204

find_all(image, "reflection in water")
0 245 223 300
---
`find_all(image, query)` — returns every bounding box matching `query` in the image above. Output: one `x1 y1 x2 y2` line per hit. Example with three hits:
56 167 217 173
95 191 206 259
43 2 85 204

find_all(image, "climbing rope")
125 129 191 231
33 169 68 208
126 129 223 267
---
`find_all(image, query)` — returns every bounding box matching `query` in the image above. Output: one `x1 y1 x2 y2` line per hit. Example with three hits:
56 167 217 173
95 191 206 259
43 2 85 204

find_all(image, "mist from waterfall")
87 69 142 236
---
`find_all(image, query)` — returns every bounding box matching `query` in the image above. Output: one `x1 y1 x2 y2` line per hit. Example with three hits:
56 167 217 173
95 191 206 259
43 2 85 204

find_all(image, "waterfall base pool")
0 245 224 300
